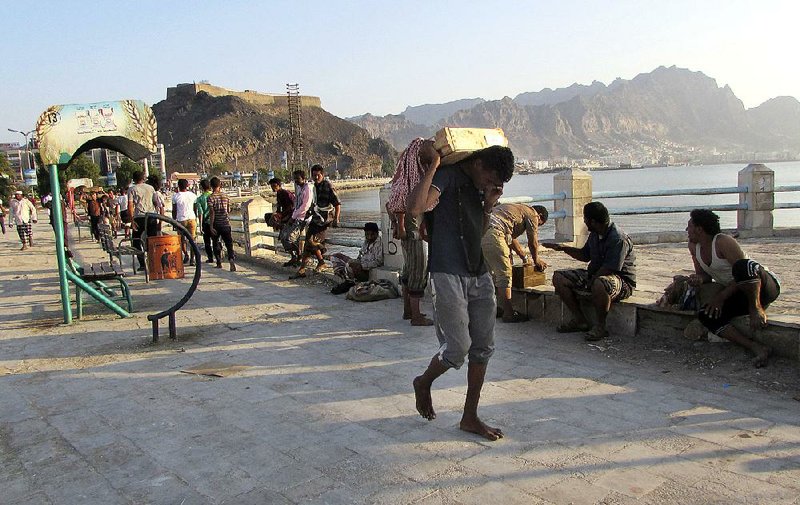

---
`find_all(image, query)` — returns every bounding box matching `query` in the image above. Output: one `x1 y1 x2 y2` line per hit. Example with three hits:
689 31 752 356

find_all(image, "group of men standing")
125 171 237 272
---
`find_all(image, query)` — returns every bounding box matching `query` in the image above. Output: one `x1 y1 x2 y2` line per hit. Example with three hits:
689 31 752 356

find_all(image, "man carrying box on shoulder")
407 141 514 441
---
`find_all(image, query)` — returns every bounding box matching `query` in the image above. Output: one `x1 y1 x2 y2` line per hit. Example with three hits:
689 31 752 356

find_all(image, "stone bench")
512 285 800 362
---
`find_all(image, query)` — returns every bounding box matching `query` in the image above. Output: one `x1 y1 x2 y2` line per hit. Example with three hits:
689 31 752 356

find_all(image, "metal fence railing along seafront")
226 163 799 262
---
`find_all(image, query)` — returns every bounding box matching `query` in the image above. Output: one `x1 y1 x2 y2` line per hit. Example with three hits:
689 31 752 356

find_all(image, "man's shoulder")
607 222 631 241
431 164 464 189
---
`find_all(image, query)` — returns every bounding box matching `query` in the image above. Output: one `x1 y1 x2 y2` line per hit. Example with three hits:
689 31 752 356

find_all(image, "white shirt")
172 191 197 222
10 197 37 225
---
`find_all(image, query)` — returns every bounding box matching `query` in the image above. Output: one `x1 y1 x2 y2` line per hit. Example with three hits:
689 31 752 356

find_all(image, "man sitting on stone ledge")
686 209 779 367
542 201 636 341
329 222 384 294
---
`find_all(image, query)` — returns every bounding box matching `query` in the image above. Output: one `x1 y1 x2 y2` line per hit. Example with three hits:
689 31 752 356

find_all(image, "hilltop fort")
166 82 322 108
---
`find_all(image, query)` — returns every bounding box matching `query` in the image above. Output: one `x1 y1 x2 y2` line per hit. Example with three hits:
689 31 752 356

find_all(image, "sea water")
339 161 800 240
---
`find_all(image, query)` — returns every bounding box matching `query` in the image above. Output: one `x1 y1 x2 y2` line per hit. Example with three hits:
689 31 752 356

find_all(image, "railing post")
379 186 403 269
553 168 592 245
737 164 774 236
241 196 273 258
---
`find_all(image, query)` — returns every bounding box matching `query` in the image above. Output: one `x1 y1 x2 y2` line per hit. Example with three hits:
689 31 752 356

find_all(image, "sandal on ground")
556 320 591 333
584 326 609 341
502 311 529 323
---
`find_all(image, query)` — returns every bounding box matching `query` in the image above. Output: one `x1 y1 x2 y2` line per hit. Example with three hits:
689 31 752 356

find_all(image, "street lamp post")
8 128 35 183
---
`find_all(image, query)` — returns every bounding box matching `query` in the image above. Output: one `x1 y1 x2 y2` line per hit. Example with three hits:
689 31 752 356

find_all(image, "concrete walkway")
1 223 799 504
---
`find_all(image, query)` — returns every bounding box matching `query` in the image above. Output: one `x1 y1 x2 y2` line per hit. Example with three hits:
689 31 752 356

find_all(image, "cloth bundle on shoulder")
386 138 435 214
346 279 400 302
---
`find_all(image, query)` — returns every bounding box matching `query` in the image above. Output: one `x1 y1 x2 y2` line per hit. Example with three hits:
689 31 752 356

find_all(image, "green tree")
0 153 11 204
0 175 11 205
35 152 65 197
116 158 142 190
209 162 229 176
64 155 101 184
0 152 9 176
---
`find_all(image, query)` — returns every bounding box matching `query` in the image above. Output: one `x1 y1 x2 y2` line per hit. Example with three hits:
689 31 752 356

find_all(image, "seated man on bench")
542 201 636 341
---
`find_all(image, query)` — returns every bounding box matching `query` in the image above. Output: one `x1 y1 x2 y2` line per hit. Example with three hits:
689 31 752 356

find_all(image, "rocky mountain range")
348 66 800 163
152 91 396 177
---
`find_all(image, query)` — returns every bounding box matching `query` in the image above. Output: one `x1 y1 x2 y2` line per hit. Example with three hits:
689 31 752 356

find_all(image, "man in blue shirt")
407 142 514 441
543 201 636 341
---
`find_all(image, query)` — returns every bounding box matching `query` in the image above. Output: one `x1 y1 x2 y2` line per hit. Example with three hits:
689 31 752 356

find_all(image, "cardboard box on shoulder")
512 264 546 289
433 127 508 165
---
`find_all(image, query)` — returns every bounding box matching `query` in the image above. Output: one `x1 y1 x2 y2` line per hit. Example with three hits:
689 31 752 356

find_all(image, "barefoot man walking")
407 141 515 441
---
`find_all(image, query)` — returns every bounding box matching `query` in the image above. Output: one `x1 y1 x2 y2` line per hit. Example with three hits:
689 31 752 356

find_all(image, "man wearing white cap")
10 190 37 250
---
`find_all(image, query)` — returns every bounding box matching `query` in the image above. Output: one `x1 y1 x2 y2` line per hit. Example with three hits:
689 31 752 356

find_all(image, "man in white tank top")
687 209 780 367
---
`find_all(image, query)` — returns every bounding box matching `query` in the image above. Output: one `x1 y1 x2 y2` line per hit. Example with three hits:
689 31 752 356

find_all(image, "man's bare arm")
407 140 440 218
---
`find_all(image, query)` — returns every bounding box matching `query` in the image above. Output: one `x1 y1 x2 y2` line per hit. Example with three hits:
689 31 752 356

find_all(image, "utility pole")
286 83 303 171
8 128 35 183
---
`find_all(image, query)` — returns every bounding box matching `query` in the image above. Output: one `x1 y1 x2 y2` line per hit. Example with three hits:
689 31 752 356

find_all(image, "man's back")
489 203 538 238
173 191 197 221
426 164 485 276
208 191 230 227
128 183 156 217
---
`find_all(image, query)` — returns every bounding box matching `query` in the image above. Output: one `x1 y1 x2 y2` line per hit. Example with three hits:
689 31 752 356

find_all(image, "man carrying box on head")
542 201 636 341
482 203 548 323
407 140 514 441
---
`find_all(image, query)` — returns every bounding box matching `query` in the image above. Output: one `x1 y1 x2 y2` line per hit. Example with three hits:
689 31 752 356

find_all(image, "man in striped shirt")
207 177 236 272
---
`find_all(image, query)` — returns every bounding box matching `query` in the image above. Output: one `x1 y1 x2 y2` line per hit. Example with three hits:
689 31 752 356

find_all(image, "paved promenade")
1 223 799 504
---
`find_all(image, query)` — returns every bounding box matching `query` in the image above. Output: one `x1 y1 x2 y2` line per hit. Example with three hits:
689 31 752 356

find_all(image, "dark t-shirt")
426 164 487 276
276 188 295 216
581 222 637 287
314 179 340 209
87 200 101 217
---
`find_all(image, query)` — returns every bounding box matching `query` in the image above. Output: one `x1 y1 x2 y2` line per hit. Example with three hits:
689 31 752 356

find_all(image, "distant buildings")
0 142 167 187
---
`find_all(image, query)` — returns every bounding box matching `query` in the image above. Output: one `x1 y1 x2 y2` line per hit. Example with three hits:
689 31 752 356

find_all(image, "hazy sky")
2 0 797 143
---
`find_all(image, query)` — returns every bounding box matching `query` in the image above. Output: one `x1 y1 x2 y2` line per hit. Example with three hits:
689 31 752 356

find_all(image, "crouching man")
542 201 636 341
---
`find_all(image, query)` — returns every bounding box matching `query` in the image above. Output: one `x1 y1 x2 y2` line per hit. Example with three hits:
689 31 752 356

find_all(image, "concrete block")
379 186 404 270
241 196 275 258
606 302 638 337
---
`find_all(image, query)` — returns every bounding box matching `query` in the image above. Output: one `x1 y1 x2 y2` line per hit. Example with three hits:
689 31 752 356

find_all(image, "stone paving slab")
1 224 800 504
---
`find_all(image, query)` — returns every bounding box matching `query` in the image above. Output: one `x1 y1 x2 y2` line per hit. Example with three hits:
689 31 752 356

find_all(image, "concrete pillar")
379 186 403 269
553 168 592 246
737 164 774 235
241 196 274 258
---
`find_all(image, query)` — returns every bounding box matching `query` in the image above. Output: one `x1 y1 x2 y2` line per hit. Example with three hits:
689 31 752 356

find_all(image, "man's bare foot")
460 416 503 441
413 376 435 420
752 345 772 368
411 316 433 326
403 312 412 320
